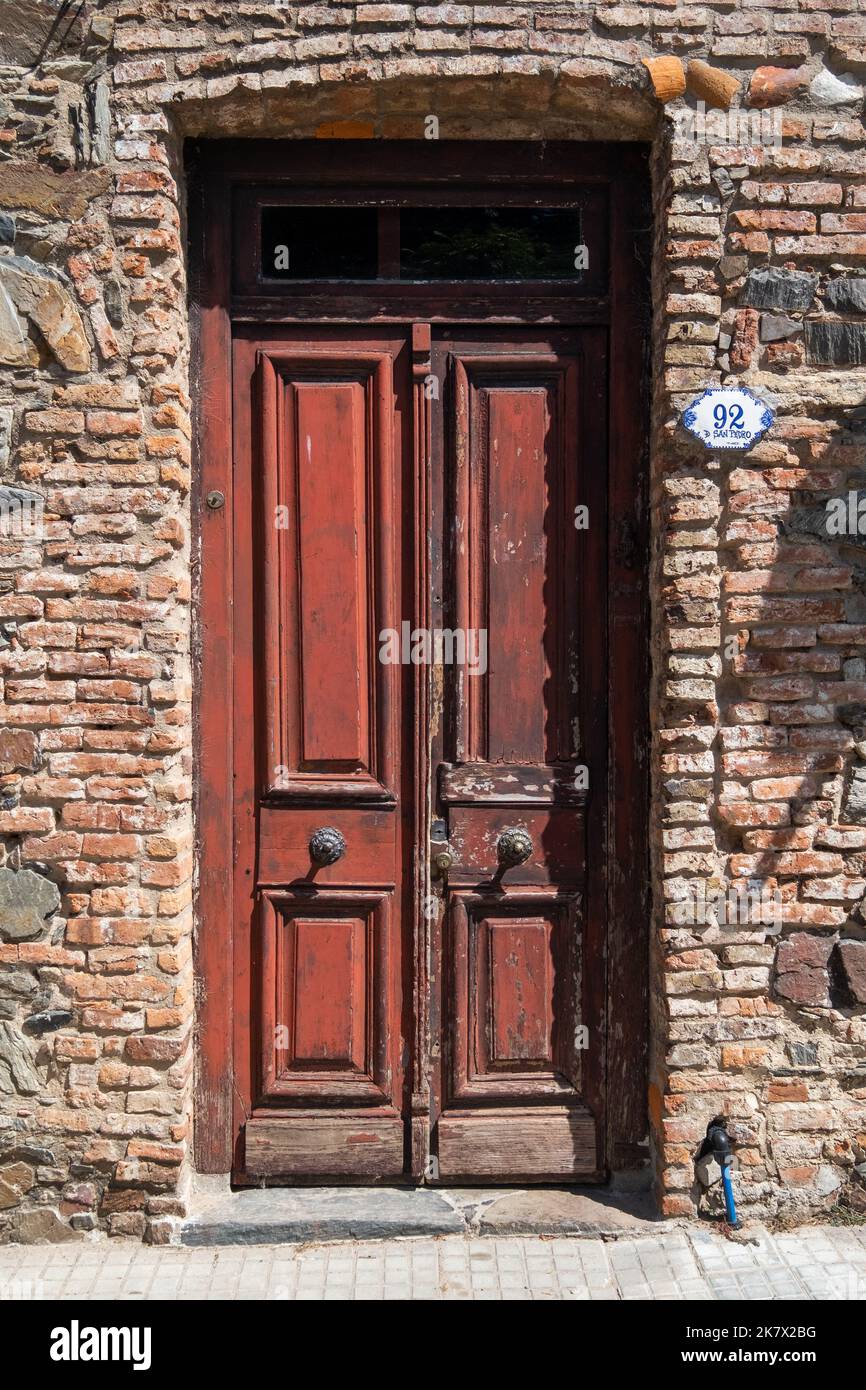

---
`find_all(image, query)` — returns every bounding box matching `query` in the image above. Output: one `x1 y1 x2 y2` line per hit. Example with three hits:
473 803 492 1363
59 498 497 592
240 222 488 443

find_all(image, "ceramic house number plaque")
683 385 775 452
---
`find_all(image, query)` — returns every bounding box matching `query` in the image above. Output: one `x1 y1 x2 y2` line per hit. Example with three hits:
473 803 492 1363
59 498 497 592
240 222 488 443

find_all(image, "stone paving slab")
477 1187 657 1236
180 1185 657 1246
1 1224 864 1301
180 1186 465 1246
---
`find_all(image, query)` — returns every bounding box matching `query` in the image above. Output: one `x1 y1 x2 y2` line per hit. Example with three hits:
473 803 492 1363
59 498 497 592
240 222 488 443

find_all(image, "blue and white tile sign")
682 386 775 452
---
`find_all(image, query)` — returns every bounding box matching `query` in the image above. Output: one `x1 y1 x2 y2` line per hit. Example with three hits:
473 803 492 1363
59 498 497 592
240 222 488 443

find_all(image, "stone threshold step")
180 1185 658 1247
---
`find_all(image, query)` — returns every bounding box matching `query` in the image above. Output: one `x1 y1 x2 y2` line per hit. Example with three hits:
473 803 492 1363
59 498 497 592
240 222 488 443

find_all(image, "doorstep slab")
476 1187 658 1237
180 1187 464 1246
180 1185 658 1247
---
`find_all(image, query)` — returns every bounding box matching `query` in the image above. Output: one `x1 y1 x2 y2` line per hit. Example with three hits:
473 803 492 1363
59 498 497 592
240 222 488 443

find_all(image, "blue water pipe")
704 1117 740 1228
720 1161 738 1227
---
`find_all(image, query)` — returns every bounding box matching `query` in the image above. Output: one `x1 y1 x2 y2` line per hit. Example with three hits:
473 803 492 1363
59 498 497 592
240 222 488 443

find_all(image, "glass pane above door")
259 205 586 282
400 207 585 280
261 206 379 280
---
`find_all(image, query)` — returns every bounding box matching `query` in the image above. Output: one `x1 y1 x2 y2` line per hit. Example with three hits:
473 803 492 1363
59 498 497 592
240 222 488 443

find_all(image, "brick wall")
0 1 865 1241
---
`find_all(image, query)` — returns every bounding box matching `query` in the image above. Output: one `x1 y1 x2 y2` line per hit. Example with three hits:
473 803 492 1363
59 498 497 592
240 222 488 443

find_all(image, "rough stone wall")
0 0 864 1242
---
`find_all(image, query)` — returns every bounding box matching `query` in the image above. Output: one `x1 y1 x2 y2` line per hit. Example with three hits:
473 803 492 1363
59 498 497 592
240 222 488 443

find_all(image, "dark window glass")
261 207 378 279
400 207 584 280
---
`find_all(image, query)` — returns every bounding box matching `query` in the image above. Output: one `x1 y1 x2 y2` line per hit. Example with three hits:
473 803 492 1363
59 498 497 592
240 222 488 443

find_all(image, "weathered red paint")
429 330 604 1180
234 328 410 1179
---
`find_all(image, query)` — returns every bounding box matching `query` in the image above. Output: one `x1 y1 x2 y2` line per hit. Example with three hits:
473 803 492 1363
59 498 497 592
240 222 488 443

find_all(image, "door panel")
258 346 399 801
231 323 607 1184
446 806 585 886
430 329 607 1182
257 890 394 1106
449 350 581 766
449 891 581 1101
245 1114 405 1179
233 329 410 1180
436 1108 597 1181
256 806 397 886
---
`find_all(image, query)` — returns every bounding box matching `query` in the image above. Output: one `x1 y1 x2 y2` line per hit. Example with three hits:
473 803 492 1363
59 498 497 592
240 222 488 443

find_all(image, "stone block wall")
0 0 864 1241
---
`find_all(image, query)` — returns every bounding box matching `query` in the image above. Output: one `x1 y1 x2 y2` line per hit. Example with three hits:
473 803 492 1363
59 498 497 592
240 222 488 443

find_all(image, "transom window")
229 166 611 302
259 204 588 283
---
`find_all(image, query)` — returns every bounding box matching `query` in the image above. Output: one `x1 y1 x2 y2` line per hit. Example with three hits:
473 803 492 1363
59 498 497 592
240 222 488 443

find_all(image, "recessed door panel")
294 380 370 769
259 347 399 802
449 891 582 1102
451 352 581 767
258 890 393 1107
292 916 364 1066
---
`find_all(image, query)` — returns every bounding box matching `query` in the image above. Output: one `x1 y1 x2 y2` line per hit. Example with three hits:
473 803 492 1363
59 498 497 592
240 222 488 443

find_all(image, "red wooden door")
193 142 650 1190
428 329 607 1181
230 323 607 1183
232 327 413 1179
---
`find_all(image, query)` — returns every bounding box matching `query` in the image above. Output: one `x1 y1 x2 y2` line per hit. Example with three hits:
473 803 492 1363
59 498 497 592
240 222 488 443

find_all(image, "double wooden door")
229 320 608 1184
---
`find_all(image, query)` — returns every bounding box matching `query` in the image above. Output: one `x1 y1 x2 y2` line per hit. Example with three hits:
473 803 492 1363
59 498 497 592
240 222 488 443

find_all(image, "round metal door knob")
497 827 533 867
309 827 347 865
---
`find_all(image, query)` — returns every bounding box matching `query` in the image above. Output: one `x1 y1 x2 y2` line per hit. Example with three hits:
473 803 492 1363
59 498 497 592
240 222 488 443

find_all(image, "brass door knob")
434 848 454 877
309 827 346 865
497 827 533 867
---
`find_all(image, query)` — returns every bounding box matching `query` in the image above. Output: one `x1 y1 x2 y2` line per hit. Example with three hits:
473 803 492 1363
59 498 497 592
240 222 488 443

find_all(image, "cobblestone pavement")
1 1224 865 1301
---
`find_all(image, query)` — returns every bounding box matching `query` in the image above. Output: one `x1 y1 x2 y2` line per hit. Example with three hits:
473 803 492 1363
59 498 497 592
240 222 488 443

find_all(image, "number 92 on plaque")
682 385 775 452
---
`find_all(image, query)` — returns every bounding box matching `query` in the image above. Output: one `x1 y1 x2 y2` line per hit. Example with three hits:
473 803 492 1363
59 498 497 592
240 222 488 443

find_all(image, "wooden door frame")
188 139 651 1180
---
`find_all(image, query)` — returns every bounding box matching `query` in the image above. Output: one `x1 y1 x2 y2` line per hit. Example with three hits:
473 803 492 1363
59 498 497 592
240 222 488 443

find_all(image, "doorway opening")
190 141 650 1187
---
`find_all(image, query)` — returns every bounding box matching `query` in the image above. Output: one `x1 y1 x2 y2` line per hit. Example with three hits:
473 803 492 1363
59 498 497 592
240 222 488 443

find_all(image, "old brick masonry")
0 1 865 1241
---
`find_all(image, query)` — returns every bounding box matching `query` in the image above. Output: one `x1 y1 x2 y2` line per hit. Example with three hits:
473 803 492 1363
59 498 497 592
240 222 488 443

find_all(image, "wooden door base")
437 1107 599 1183
244 1111 405 1180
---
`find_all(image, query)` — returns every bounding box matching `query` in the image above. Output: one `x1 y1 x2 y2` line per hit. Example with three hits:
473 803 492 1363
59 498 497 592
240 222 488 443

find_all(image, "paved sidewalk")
1 1224 865 1300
